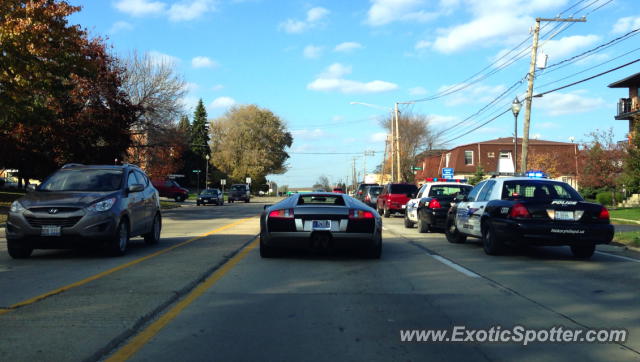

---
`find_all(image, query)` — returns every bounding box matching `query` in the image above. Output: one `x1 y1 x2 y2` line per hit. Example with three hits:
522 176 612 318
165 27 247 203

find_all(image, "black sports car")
259 192 382 258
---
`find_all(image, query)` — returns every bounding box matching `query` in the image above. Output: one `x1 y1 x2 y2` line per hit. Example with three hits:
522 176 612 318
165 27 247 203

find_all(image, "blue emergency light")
525 170 547 178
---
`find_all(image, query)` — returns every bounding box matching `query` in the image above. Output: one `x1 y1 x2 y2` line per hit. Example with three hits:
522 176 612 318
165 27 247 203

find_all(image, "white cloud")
114 0 166 17
307 63 398 94
414 40 431 50
334 42 363 53
612 16 640 34
429 114 457 126
303 45 323 59
211 84 224 91
291 128 326 139
179 96 199 112
110 21 134 34
409 86 427 96
184 82 199 92
370 132 388 142
279 6 330 34
540 35 601 61
332 115 344 122
366 0 438 26
534 91 606 116
147 51 180 66
191 56 218 68
210 96 236 109
168 0 215 22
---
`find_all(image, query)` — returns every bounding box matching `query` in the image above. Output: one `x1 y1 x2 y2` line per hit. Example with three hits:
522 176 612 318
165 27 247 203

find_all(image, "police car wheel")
403 214 415 228
570 244 595 259
482 222 504 255
445 219 466 244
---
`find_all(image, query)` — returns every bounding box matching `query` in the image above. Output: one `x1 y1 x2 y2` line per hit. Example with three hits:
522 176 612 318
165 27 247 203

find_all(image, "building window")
488 152 495 158
500 151 511 159
464 150 473 165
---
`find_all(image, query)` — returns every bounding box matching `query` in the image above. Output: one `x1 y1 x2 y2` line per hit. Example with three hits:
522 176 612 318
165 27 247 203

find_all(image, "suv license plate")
555 211 574 220
41 225 61 237
312 220 331 230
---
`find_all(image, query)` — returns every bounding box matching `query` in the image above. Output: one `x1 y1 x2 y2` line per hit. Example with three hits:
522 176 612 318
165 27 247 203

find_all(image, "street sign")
220 179 226 185
192 170 201 173
167 174 184 178
442 168 454 178
246 177 251 184
412 166 423 171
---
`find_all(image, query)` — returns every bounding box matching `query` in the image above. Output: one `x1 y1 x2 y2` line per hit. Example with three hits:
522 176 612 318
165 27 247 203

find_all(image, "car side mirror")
455 194 468 202
26 184 36 192
128 184 144 193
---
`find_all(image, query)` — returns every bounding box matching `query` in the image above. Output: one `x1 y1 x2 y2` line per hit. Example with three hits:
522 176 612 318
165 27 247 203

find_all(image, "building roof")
454 137 574 149
608 72 640 88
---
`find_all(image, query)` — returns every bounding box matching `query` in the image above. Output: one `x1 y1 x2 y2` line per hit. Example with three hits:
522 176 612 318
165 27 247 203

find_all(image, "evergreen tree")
178 115 190 138
190 99 210 159
468 166 485 185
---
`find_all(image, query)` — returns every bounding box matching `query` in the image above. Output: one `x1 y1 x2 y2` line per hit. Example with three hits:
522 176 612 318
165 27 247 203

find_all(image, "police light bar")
425 178 468 183
525 170 547 178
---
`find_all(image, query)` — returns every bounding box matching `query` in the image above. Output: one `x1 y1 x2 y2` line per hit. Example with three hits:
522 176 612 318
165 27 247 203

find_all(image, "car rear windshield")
200 189 219 195
389 184 418 194
297 194 346 206
231 185 246 191
39 169 123 192
428 185 471 197
368 186 382 195
501 180 583 201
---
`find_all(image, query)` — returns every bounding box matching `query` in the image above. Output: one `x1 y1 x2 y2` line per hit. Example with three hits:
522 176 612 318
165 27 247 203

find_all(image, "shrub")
595 191 624 206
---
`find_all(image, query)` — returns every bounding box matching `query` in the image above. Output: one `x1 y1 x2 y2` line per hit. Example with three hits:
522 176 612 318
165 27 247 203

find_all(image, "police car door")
467 180 497 237
406 184 427 222
456 181 486 236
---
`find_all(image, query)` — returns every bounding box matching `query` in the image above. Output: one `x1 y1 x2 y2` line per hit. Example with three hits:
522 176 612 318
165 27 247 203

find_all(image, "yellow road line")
1 216 257 313
106 238 259 362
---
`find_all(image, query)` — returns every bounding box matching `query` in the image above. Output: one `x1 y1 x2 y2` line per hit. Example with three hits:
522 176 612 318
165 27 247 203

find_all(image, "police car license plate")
312 220 331 230
41 225 61 237
555 211 574 220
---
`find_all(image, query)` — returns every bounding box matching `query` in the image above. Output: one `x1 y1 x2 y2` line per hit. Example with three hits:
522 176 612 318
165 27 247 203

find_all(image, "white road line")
596 251 640 263
430 254 481 278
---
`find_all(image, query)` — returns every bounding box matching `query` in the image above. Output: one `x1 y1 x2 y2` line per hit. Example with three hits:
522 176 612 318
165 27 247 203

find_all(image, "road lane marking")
429 254 481 278
596 251 640 263
0 216 257 316
105 238 259 362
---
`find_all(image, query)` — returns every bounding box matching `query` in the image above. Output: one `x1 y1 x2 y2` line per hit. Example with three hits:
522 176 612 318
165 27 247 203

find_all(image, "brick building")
608 72 640 140
414 137 579 189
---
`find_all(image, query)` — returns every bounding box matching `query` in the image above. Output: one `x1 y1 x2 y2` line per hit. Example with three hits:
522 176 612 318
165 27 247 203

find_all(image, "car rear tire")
259 237 277 258
571 244 595 259
7 239 33 259
365 233 382 259
144 213 161 245
109 220 129 256
245 199 250 203
482 222 504 255
403 214 415 228
417 213 430 233
445 219 466 244
383 206 390 218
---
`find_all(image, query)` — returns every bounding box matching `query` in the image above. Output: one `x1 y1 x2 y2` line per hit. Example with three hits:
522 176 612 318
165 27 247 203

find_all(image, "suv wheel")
7 239 33 259
144 213 161 245
109 220 129 256
383 206 390 218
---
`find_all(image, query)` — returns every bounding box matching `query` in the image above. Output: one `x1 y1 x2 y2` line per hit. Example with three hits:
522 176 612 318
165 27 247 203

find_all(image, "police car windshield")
501 180 583 201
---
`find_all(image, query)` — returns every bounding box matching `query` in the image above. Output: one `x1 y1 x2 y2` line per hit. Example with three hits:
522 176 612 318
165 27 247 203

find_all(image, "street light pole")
511 96 522 173
205 154 210 189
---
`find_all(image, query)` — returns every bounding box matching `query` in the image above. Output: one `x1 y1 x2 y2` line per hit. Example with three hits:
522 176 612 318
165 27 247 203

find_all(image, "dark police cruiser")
445 175 614 259
259 192 382 258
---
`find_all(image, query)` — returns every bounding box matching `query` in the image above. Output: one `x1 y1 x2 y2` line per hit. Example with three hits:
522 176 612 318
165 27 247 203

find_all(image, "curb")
611 217 640 225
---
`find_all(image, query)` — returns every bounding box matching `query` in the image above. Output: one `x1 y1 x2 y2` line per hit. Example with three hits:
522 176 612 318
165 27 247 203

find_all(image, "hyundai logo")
48 208 59 214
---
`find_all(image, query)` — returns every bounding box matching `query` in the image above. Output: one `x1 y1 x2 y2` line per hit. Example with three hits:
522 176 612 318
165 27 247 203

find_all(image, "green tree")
191 99 210 159
210 104 292 182
178 115 191 136
622 118 640 194
468 166 485 185
578 128 625 194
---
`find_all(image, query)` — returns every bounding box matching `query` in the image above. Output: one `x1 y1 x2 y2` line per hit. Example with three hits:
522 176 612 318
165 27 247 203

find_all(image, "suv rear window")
389 184 418 194
501 181 583 201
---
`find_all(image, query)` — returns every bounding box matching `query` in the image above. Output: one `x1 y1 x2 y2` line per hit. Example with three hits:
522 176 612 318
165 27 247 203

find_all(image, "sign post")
192 170 201 194
442 168 454 179
221 179 226 195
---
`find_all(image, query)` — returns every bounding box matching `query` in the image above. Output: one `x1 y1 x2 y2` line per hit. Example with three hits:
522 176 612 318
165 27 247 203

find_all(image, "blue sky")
69 0 640 187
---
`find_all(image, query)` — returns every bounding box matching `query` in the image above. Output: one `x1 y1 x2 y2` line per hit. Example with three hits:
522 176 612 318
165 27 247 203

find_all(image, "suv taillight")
509 203 531 218
269 209 294 218
350 209 374 219
428 199 441 209
598 207 610 220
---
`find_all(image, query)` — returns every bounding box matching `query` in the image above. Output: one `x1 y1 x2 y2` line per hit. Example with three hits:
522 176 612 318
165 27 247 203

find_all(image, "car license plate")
312 220 331 230
555 211 574 220
41 225 61 237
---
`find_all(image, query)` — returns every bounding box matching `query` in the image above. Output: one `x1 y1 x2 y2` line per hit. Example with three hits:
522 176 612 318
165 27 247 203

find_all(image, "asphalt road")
1 203 639 361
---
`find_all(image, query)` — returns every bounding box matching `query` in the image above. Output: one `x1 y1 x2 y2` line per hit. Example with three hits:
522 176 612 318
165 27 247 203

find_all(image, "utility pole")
381 134 389 184
521 16 586 172
394 101 414 182
362 150 375 183
352 157 357 190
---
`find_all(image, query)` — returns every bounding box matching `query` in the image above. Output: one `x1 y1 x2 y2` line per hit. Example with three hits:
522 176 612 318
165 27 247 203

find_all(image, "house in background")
608 72 640 140
414 137 579 189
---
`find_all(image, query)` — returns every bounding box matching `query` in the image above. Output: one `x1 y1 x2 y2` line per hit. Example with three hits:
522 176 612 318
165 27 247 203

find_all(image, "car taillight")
350 209 374 219
268 209 294 218
509 203 531 218
428 199 441 209
598 207 610 220
365 195 371 202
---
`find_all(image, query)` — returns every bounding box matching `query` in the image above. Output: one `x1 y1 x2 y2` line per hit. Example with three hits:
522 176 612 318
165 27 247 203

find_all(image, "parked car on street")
445 176 614 258
5 163 162 259
355 183 379 202
363 185 382 209
376 183 418 218
260 192 382 258
332 187 345 194
197 188 224 206
151 179 188 202
229 184 250 203
404 180 472 233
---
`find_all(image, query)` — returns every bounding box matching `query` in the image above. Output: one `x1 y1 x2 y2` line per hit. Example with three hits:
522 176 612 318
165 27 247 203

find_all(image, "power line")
440 108 512 145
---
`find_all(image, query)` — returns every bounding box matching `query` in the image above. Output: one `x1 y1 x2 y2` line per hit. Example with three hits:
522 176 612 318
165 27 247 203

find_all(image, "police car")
404 178 472 233
444 172 614 259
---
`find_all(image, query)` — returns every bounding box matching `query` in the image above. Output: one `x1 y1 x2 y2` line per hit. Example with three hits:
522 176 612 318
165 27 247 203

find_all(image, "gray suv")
6 164 162 258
